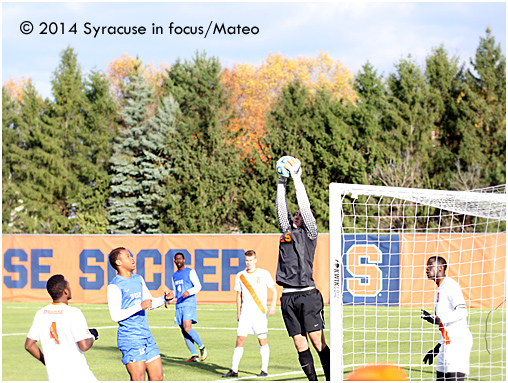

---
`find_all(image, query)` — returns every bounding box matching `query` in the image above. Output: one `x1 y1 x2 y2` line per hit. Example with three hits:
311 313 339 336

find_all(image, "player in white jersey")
222 250 277 378
421 256 472 381
25 274 98 381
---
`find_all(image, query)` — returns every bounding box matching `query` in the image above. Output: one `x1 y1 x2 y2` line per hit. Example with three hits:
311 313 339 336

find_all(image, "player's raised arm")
276 175 292 233
286 157 318 240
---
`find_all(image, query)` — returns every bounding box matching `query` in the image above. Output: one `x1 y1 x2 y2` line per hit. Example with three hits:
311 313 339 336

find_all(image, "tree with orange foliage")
3 76 32 103
106 53 169 102
221 51 358 157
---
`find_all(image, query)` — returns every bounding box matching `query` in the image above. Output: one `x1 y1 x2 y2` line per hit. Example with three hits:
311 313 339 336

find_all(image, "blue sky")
2 2 506 99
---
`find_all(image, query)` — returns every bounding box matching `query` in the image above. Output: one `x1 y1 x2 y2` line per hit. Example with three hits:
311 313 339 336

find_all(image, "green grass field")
2 302 327 381
341 306 506 381
3 302 505 381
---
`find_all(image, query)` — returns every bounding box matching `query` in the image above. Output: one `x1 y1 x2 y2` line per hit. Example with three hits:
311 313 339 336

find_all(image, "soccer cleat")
184 355 200 362
199 346 208 361
257 371 268 377
222 369 238 378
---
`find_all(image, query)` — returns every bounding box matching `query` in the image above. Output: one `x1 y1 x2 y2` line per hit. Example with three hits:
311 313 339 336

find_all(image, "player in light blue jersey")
107 247 173 381
168 252 207 362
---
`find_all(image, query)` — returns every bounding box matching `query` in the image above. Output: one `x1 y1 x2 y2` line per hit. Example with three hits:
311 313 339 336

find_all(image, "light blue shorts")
174 305 198 325
119 335 160 365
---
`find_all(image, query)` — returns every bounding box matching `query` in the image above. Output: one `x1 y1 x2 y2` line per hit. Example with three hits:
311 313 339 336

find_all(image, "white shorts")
436 332 473 375
237 311 268 337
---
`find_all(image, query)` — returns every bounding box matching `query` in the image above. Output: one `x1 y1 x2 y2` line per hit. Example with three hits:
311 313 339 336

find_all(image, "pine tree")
348 62 389 179
73 70 119 233
377 55 437 188
160 51 243 233
108 65 174 233
459 28 506 187
2 80 71 232
241 80 366 232
424 44 467 189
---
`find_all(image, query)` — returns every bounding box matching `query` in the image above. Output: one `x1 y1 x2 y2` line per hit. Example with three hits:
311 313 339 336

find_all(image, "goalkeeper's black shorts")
280 288 325 337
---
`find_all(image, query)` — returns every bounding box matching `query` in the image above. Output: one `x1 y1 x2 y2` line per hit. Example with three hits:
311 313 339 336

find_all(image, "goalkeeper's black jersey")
276 227 317 288
275 176 318 288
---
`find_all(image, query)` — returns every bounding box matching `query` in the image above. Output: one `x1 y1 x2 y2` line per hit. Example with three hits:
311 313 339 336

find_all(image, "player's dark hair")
245 250 256 258
428 256 447 272
46 274 68 301
109 247 126 272
174 252 185 260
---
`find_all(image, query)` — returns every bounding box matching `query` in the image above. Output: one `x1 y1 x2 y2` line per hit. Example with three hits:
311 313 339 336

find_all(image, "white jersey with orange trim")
27 303 97 381
235 268 275 316
434 277 472 374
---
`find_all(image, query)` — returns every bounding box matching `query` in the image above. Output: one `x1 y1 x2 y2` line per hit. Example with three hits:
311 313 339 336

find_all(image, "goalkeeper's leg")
294 334 317 381
309 330 330 381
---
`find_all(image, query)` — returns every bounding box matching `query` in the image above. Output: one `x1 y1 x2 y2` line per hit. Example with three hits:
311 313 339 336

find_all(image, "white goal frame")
329 183 507 381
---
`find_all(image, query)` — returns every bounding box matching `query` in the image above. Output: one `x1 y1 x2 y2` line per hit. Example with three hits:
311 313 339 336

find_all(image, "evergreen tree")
424 44 467 189
241 80 366 232
108 65 174 233
459 28 506 187
348 62 389 179
47 46 89 214
2 86 22 232
74 70 118 233
378 55 437 188
2 81 71 232
160 51 243 233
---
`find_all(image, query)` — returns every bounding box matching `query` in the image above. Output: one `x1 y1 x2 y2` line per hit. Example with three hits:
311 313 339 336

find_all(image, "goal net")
329 183 506 381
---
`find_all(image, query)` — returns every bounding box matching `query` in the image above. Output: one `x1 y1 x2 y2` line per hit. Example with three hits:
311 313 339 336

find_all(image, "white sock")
232 347 244 372
260 344 270 372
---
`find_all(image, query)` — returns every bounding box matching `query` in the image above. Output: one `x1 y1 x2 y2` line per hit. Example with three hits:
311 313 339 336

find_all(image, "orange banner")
2 234 330 304
400 234 506 309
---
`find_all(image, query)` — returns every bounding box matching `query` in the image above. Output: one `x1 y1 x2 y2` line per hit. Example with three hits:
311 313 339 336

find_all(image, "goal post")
329 183 506 381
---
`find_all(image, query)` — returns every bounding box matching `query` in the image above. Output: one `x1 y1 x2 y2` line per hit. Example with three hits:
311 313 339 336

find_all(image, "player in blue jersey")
168 252 207 362
107 247 174 381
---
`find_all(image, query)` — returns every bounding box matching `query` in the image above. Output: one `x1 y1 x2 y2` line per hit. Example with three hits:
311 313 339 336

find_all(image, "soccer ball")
276 156 297 178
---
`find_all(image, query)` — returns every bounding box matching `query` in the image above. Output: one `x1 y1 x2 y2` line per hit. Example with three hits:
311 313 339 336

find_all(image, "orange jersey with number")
27 303 96 381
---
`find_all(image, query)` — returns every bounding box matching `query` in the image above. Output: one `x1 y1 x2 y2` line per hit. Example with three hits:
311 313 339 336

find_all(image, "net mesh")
331 184 506 381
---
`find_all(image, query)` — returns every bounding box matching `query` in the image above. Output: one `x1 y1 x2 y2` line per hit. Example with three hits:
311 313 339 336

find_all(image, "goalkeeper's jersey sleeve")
293 177 318 240
276 178 292 233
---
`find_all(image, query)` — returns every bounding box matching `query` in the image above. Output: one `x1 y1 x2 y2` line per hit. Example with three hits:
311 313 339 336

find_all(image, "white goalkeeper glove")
284 157 302 180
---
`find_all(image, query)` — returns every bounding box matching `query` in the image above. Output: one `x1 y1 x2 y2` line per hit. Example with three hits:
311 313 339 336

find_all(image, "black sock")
444 372 466 381
317 345 330 381
298 349 317 381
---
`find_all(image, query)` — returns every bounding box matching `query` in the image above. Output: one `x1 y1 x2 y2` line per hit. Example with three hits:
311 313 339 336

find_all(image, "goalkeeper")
421 256 472 381
275 157 330 381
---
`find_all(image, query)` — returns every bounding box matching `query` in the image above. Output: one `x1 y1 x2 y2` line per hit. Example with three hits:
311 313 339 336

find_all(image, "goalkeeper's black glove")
421 309 441 325
423 343 441 365
89 328 99 340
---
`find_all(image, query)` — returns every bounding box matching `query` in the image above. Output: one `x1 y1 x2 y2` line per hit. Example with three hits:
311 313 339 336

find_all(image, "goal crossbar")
331 183 506 220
